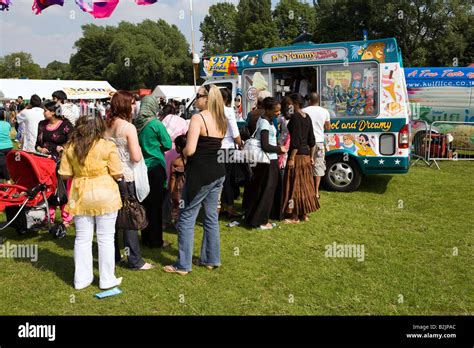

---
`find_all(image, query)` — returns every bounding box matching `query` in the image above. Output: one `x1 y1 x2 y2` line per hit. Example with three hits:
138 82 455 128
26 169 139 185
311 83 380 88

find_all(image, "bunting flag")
32 0 64 15
135 0 158 5
0 0 12 11
75 0 119 19
3 0 158 15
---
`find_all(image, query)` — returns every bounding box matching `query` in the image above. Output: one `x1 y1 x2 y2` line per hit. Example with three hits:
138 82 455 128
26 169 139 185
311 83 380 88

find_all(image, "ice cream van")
191 38 411 191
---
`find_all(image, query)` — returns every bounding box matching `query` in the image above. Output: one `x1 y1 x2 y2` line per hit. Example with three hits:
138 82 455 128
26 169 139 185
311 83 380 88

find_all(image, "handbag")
133 157 150 202
240 128 270 164
116 182 149 231
48 173 68 207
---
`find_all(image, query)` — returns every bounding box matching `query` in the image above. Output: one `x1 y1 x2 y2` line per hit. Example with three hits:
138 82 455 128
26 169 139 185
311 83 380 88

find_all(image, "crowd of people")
0 85 331 288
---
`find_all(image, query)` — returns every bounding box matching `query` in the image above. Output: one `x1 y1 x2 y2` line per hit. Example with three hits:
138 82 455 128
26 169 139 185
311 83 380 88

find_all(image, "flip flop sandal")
163 265 188 275
259 223 277 230
138 263 155 271
283 219 300 225
193 258 219 270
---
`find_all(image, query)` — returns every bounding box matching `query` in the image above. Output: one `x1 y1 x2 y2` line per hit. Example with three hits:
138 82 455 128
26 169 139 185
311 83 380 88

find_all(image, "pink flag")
32 0 64 15
75 0 119 19
135 0 157 4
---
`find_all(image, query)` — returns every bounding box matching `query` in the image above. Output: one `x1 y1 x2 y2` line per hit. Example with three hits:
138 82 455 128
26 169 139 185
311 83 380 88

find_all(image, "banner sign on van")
262 48 347 64
404 67 474 88
331 119 394 132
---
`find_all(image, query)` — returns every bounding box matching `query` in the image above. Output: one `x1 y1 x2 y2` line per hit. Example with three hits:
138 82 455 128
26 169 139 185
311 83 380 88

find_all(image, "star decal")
363 159 369 164
394 159 401 165
379 159 385 165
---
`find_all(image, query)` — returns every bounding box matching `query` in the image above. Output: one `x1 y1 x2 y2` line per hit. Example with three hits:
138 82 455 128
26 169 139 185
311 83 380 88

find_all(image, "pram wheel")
16 228 29 235
49 223 67 239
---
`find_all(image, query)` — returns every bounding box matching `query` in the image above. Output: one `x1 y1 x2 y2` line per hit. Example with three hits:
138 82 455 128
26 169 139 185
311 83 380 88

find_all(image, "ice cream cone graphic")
382 70 396 101
384 82 396 101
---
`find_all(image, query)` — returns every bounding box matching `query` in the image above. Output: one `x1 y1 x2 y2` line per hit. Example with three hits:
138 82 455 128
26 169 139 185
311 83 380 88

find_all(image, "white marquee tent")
151 85 195 101
0 79 116 101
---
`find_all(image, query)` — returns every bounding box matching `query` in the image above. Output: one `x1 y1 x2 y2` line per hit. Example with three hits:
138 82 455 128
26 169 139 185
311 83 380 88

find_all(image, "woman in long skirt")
281 94 319 224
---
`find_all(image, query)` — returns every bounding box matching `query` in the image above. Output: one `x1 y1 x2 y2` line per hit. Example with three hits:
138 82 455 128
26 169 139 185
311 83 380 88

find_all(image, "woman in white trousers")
59 115 124 290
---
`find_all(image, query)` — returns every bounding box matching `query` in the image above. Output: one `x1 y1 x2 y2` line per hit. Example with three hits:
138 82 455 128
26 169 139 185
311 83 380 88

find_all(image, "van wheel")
323 156 362 192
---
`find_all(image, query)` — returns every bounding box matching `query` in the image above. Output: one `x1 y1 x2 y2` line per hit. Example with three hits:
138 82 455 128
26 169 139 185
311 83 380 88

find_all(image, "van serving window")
320 62 379 118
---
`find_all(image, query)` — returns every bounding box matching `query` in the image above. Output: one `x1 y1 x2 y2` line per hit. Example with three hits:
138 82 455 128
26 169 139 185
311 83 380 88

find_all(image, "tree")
313 0 473 67
42 60 71 80
70 20 193 90
70 24 116 81
0 52 42 79
273 0 316 45
233 0 281 52
200 2 238 56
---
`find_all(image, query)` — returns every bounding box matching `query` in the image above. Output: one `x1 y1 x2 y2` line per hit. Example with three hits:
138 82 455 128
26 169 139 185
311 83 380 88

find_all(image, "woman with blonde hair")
59 115 123 290
164 84 227 275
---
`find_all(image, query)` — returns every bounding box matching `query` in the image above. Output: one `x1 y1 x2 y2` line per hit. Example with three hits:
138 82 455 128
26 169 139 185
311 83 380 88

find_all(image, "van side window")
242 69 271 116
320 62 379 118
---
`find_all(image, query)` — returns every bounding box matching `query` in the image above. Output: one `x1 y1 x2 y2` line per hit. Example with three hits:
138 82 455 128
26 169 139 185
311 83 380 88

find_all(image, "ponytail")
207 85 227 136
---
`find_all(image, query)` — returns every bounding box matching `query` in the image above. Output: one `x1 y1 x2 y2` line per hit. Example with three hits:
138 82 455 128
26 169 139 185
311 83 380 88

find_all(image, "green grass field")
0 161 472 315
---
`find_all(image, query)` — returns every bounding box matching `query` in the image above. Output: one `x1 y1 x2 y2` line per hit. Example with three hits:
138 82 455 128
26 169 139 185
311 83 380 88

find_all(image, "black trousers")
221 162 236 206
0 148 12 180
141 165 166 248
115 181 146 269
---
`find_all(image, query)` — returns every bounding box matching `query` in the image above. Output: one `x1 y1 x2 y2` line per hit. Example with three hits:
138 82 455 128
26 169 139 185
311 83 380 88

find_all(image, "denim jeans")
115 181 146 269
174 176 225 272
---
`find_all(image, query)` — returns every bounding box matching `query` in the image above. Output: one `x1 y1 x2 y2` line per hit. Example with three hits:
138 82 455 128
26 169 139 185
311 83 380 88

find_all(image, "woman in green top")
0 110 13 181
134 96 172 248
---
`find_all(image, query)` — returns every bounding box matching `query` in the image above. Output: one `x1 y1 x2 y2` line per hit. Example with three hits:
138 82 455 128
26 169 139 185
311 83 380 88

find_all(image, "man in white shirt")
16 94 44 153
133 94 141 120
302 92 331 199
52 90 80 126
96 100 106 119
88 100 95 116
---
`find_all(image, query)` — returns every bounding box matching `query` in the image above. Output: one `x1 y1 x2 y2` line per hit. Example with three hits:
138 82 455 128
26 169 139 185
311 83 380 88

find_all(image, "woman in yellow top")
59 115 124 290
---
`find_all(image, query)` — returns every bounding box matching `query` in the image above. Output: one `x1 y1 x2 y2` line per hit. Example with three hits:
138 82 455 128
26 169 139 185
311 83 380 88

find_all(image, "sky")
0 0 281 67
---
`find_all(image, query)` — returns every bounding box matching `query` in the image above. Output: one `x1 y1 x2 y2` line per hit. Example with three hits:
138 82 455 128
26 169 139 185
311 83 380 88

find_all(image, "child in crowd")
169 135 186 226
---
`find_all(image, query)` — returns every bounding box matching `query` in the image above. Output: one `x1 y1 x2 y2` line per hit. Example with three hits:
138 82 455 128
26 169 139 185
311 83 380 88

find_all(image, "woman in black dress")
36 101 73 225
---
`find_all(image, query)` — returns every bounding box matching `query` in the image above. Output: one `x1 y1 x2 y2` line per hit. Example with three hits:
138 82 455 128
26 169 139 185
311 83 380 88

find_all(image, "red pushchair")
0 150 67 238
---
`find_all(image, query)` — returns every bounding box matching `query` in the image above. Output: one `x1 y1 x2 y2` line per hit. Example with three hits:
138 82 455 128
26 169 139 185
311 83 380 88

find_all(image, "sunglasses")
196 93 208 99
